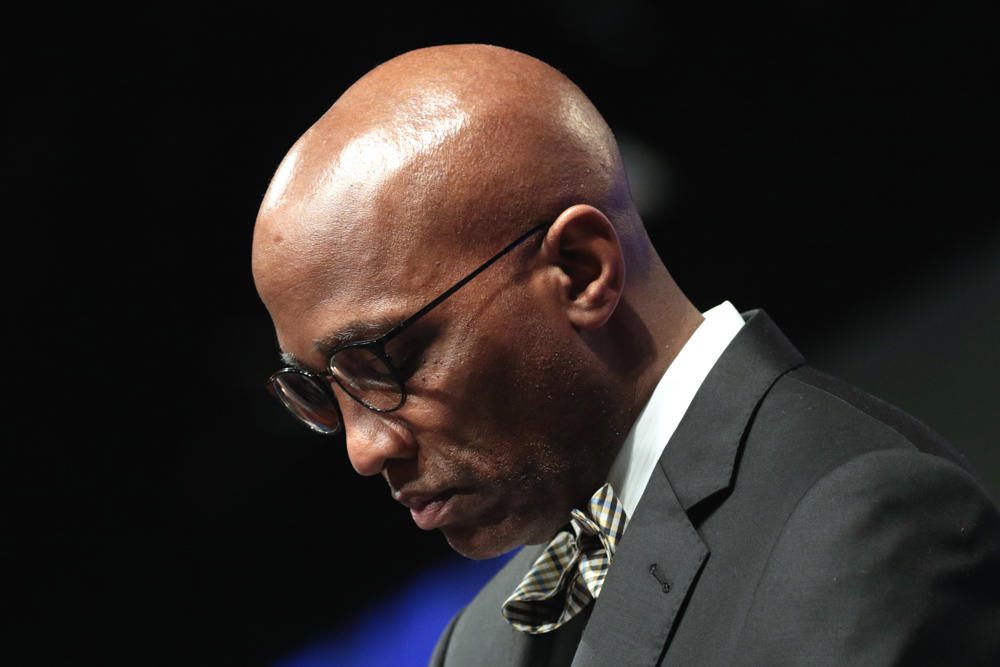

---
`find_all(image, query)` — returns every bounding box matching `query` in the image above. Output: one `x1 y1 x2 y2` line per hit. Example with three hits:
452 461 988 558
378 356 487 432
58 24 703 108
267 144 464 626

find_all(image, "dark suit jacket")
430 310 1000 667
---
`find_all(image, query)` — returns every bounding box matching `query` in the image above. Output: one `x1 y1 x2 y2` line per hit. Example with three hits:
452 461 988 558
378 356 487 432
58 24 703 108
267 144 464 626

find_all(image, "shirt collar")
606 301 746 519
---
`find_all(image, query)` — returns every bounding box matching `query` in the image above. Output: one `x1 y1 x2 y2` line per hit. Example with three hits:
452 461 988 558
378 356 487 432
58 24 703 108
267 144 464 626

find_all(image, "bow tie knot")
502 483 628 634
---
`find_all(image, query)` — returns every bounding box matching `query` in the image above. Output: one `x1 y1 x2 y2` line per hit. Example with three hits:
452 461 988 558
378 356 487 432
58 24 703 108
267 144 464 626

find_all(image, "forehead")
255 212 487 369
252 100 500 367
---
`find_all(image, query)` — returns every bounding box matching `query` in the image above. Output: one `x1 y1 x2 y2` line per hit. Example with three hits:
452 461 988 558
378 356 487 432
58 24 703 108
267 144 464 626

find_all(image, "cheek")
394 279 591 467
414 310 580 446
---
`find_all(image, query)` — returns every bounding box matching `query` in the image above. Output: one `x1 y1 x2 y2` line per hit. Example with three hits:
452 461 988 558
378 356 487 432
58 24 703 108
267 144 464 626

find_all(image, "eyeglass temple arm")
380 224 550 343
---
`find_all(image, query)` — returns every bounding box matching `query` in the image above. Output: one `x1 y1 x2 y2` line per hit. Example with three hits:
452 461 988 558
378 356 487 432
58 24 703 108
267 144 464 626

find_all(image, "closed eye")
387 324 440 382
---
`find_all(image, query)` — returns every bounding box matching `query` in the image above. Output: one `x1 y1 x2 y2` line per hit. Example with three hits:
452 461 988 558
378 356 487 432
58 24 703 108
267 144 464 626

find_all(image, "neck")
617 268 704 433
575 261 703 492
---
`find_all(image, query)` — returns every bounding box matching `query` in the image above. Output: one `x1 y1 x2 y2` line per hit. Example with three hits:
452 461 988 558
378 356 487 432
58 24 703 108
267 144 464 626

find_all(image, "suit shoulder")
723 365 995 546
745 366 973 482
779 366 972 470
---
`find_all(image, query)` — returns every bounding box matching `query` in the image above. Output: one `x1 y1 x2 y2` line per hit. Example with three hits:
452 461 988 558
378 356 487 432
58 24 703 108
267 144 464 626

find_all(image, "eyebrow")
314 318 402 357
278 316 404 370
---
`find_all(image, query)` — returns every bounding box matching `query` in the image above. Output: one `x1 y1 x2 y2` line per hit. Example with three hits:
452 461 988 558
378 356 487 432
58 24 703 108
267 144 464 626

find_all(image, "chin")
442 527 519 560
441 516 564 560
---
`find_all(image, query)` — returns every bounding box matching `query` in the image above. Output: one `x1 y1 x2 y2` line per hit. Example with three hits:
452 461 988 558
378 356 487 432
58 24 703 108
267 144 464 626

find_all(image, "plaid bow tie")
502 483 628 634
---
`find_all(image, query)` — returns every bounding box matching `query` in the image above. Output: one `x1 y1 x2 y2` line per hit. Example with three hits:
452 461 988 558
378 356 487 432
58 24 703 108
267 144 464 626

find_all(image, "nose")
340 396 416 476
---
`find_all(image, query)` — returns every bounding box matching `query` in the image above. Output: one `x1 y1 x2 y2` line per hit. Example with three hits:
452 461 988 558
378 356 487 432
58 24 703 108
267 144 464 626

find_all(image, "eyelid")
387 324 437 377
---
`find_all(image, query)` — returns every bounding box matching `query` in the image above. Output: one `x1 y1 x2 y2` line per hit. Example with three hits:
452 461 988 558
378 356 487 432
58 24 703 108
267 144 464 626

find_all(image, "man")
252 45 1000 666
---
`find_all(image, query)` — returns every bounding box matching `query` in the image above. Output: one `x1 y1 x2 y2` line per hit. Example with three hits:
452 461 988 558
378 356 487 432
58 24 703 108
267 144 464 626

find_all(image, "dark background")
9 1 998 665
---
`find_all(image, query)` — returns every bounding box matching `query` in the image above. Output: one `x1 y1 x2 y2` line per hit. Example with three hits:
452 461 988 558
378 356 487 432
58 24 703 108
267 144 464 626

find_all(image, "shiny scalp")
252 44 651 295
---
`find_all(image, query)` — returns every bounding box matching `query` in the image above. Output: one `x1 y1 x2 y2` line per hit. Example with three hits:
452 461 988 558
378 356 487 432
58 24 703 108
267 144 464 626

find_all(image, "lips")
397 488 458 530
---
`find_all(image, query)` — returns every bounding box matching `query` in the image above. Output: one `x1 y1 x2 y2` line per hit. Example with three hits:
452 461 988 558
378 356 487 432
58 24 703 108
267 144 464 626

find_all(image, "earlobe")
543 205 625 331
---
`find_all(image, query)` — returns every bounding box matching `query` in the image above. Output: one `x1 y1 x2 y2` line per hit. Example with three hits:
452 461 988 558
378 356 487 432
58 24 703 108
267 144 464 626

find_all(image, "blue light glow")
274 550 516 667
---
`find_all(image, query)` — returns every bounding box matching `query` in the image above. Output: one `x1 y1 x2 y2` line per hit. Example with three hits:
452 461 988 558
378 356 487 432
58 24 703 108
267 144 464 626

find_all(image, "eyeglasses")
268 223 550 435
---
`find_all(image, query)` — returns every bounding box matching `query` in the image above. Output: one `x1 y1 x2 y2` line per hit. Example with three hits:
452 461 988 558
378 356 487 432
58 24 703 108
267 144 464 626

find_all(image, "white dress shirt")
606 301 746 520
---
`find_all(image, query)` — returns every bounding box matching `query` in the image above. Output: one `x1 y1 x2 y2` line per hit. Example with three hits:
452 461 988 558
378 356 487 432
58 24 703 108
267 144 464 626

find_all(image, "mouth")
397 488 458 530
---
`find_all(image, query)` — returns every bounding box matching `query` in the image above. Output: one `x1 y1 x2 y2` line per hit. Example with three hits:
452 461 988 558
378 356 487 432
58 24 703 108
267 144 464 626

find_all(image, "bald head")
253 44 650 299
252 46 700 558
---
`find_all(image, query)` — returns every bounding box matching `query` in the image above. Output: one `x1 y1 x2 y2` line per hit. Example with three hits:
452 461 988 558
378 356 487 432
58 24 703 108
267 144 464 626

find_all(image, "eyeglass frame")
268 222 551 433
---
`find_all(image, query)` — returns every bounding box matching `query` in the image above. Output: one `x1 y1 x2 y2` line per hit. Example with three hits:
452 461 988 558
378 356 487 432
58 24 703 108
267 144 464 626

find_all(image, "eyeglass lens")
329 347 403 411
272 372 342 434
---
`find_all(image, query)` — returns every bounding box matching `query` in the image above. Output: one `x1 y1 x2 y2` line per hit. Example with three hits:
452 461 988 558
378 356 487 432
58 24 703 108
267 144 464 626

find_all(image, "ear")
540 204 626 331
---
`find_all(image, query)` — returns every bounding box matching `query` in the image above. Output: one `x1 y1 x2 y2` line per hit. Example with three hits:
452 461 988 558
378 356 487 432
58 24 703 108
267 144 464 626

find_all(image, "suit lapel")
663 309 805 511
570 310 804 667
571 467 708 667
